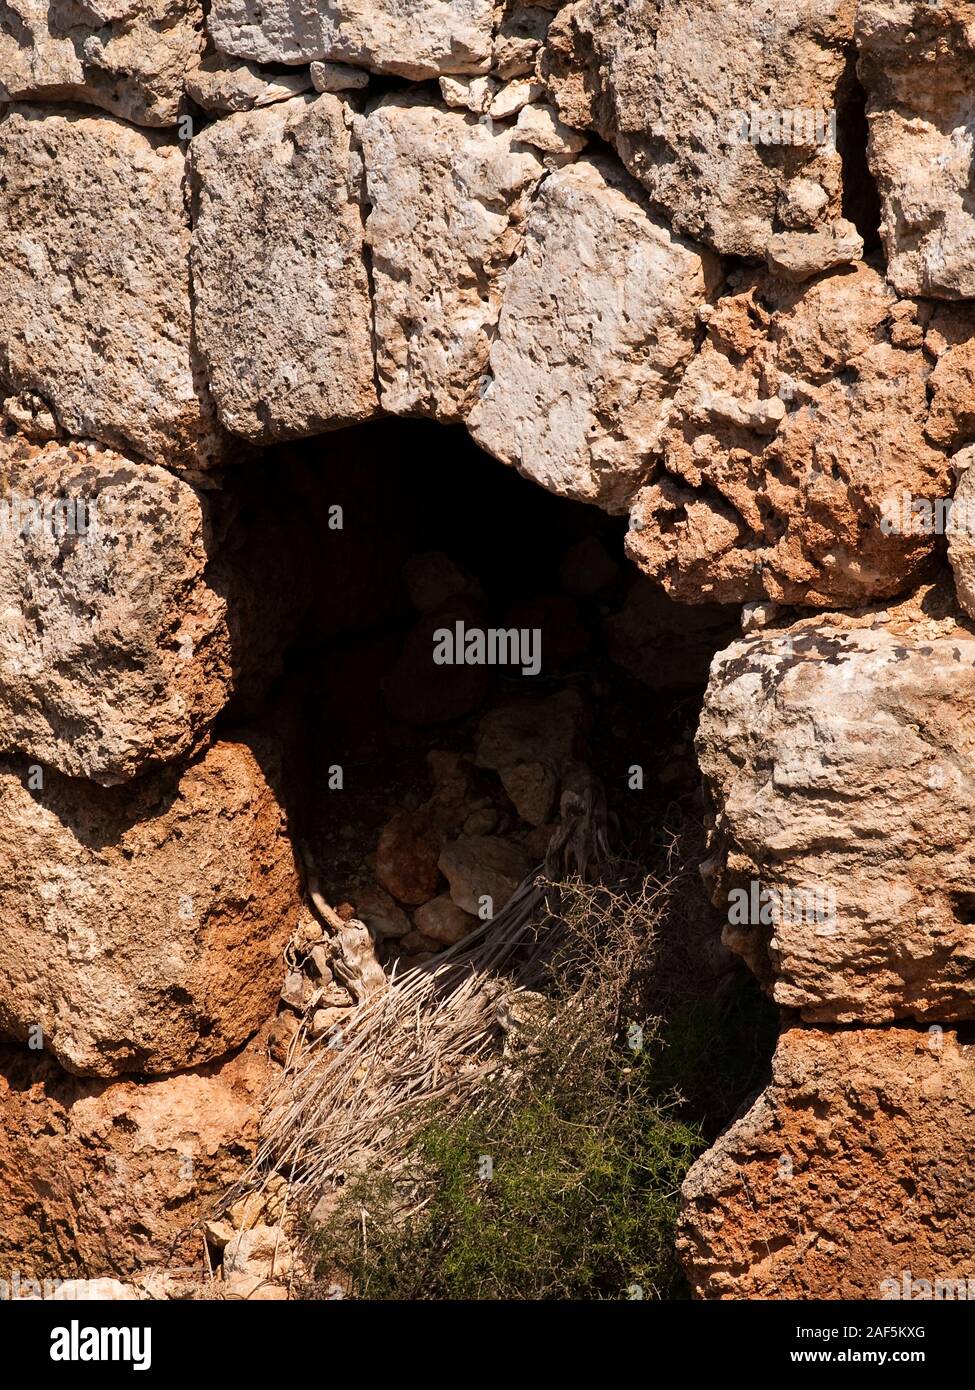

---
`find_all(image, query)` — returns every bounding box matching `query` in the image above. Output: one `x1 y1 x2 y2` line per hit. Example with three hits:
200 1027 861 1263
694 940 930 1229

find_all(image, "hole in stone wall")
212 418 777 1139
950 892 975 927
836 61 882 252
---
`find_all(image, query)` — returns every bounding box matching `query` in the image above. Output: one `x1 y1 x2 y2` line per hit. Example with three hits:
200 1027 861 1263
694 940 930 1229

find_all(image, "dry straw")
224 764 616 1219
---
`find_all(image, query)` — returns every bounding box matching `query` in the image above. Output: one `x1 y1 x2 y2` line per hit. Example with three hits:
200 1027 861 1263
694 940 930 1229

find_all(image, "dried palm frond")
222 764 613 1218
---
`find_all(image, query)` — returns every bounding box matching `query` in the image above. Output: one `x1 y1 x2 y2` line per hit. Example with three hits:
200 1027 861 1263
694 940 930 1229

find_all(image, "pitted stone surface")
0 104 225 474
0 737 302 1076
190 93 378 443
542 0 856 259
469 156 719 512
360 94 546 422
680 1025 975 1299
0 0 205 127
626 266 975 607
858 0 975 299
697 594 975 1022
208 0 494 78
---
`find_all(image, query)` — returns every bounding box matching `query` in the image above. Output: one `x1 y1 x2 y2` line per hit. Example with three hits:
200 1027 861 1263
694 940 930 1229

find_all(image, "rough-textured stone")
0 0 204 127
489 78 542 119
185 54 312 112
857 0 975 299
0 1031 271 1278
493 1 555 79
0 738 301 1076
208 0 494 78
425 749 480 835
604 575 738 691
375 807 443 906
48 1279 142 1300
207 0 320 64
439 72 500 113
413 893 477 946
360 95 546 422
0 436 306 783
352 884 411 938
511 100 587 154
679 1025 975 1299
0 105 223 476
310 59 368 92
542 0 855 259
438 834 530 914
947 451 975 619
627 265 973 607
15 0 975 1306
222 1223 292 1282
765 219 863 283
469 157 719 512
0 438 225 784
190 94 378 443
383 597 492 726
475 689 586 824
926 320 975 457
697 592 975 1022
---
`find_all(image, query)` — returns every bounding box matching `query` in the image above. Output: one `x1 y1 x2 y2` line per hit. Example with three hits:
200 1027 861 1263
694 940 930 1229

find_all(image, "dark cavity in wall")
837 60 882 252
213 417 777 1137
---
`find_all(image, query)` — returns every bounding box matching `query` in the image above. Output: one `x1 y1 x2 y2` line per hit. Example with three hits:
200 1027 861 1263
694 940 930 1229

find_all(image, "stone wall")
2 0 975 1300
